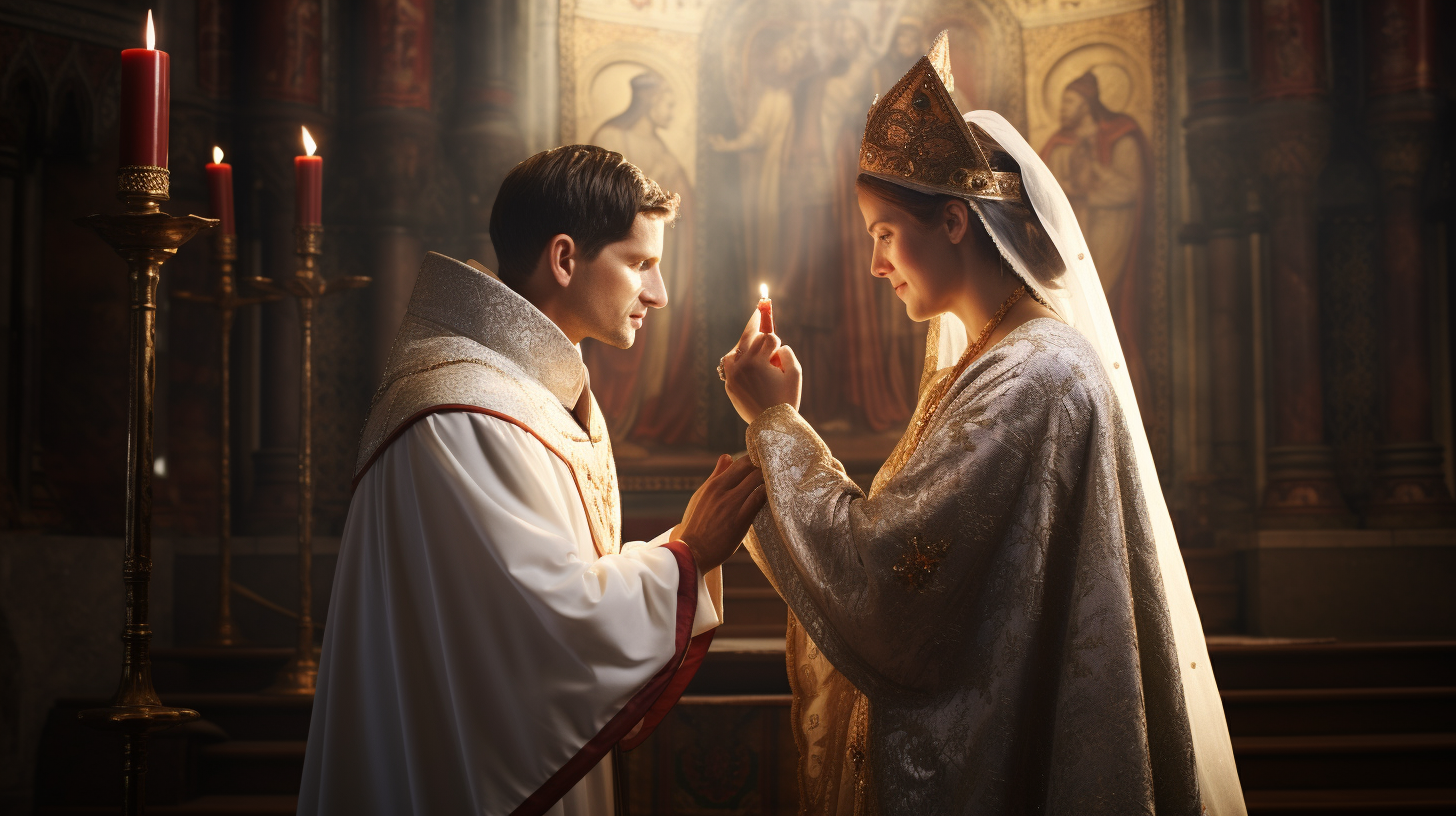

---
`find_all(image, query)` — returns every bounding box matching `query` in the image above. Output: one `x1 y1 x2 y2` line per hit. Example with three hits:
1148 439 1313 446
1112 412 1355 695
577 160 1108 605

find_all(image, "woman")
719 34 1244 816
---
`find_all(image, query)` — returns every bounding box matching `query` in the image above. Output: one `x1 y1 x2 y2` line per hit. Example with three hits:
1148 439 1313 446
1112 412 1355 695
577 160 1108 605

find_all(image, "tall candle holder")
78 165 216 814
174 233 278 645
250 225 369 694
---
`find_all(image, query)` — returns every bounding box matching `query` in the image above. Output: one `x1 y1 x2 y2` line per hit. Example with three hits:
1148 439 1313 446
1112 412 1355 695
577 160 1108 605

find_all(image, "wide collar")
402 252 586 408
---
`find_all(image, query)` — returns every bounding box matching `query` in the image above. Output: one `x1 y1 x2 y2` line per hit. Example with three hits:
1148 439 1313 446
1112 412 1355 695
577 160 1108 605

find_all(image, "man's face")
649 89 676 130
1060 90 1089 129
568 213 668 349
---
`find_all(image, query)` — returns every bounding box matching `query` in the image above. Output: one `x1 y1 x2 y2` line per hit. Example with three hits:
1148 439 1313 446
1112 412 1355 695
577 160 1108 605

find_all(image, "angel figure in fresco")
586 71 702 450
1040 69 1153 409
717 33 1245 816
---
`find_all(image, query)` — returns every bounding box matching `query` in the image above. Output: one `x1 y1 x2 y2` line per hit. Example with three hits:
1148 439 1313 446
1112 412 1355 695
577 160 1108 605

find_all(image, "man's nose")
642 265 669 308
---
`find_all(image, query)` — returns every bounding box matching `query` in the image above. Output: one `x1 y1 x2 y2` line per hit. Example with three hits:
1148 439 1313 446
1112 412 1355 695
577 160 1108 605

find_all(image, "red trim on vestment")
620 628 715 751
510 540 707 816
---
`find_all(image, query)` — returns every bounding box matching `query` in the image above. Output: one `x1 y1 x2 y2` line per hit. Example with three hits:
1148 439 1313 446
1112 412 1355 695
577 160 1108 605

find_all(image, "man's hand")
677 454 766 572
722 310 802 424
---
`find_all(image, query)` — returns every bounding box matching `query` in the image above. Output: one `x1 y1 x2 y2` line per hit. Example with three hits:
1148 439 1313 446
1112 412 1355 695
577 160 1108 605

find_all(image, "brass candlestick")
77 165 215 814
174 233 278 645
250 225 369 694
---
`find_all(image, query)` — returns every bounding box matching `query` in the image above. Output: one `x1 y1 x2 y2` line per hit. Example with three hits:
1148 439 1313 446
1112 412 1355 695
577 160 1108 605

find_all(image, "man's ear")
545 234 576 289
944 198 970 244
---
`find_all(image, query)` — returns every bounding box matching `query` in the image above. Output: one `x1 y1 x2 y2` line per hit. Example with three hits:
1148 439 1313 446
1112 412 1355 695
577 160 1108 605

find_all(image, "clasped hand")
676 454 765 572
721 310 803 424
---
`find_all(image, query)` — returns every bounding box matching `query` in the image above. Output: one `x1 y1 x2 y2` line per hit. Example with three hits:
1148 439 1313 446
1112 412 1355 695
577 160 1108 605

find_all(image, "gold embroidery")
890 535 950 592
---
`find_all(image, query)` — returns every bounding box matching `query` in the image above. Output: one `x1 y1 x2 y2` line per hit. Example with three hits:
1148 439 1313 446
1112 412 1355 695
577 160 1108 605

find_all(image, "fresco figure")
872 18 925 96
826 16 921 430
1040 69 1153 409
714 38 865 423
587 72 702 448
709 41 796 297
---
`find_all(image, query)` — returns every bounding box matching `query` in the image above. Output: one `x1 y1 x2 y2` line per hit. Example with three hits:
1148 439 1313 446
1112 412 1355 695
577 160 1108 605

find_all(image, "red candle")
757 283 774 333
295 126 322 226
206 146 235 235
119 11 169 168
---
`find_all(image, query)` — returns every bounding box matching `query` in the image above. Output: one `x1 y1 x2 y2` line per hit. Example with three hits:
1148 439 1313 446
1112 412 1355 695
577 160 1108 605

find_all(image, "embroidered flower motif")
891 535 950 591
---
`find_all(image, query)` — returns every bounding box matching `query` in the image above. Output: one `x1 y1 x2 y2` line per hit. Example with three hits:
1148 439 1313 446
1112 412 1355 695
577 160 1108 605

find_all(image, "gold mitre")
859 31 1022 203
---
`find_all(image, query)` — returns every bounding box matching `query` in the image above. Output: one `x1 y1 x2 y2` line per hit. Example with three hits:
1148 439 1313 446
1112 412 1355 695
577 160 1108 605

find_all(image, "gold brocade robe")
745 318 1201 816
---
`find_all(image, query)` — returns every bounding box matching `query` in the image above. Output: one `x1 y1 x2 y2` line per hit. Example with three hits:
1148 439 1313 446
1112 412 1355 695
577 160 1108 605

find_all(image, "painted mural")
563 0 1168 460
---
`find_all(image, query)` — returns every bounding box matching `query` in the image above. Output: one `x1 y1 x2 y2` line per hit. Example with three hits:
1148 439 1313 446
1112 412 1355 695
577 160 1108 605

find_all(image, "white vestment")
299 253 721 816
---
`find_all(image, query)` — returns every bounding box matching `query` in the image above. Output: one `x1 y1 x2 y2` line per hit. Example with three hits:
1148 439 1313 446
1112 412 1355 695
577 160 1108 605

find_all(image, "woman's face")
857 188 969 322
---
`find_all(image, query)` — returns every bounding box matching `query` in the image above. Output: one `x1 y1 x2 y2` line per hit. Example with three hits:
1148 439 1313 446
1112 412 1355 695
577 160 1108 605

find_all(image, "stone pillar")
244 0 327 531
450 0 526 268
1250 0 1351 526
1363 0 1453 526
358 0 436 378
1184 0 1255 534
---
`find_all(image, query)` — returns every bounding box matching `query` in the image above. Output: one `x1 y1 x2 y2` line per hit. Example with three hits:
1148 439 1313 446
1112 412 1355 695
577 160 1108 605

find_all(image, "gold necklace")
904 285 1025 456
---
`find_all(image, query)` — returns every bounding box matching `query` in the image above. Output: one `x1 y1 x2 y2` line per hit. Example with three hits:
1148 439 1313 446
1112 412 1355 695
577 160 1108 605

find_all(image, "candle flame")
759 283 769 299
145 10 155 50
301 126 317 157
212 146 224 164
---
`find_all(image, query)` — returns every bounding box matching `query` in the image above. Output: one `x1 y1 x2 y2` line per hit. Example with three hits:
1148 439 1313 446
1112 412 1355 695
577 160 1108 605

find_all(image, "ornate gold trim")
117 165 170 202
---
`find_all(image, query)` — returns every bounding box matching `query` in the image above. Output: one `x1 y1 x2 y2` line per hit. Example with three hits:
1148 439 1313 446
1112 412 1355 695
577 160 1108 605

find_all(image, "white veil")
940 110 1247 816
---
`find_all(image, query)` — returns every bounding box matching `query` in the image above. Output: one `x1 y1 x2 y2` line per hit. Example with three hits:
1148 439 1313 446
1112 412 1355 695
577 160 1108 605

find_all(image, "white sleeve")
629 530 724 638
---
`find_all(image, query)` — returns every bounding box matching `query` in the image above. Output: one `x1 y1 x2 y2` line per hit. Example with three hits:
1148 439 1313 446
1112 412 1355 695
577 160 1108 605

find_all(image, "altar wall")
561 0 1173 469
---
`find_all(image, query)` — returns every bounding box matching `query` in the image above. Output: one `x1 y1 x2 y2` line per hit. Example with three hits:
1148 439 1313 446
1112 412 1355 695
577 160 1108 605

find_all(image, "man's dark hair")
489 145 679 289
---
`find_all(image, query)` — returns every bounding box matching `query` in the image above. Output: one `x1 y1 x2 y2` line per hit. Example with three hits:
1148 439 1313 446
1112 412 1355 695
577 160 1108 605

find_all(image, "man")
298 145 765 815
587 72 701 450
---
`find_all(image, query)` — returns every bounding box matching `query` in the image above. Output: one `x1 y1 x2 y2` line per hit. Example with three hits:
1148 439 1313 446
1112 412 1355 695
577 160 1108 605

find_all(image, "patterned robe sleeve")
744 350 1093 698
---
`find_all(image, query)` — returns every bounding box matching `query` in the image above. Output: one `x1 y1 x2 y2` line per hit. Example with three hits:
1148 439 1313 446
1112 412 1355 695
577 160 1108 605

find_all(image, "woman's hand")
721 310 802 424
677 454 766 572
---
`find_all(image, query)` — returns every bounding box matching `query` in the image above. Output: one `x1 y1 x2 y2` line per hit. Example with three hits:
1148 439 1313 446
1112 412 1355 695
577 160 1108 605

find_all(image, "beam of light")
301 126 317 157
145 10 155 49
213 146 224 164
760 283 769 299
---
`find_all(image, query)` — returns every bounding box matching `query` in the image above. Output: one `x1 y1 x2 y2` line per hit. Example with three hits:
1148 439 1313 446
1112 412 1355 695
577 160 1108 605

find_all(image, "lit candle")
119 10 169 168
757 283 774 333
295 126 322 226
206 146 235 235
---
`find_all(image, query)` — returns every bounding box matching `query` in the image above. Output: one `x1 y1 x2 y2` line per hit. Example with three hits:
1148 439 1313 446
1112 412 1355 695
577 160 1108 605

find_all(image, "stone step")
161 694 316 742
1182 548 1240 585
1232 733 1456 791
1223 687 1456 737
1193 582 1243 634
153 648 295 694
1244 788 1456 815
1209 640 1456 690
199 741 307 797
721 586 789 628
38 795 300 815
